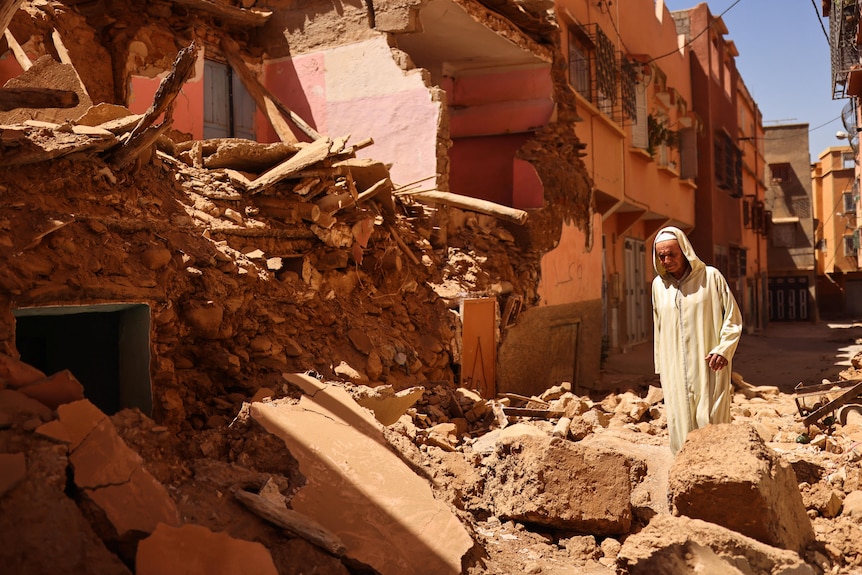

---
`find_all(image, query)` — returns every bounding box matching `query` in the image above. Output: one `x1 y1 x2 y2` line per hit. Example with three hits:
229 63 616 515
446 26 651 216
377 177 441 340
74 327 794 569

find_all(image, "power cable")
646 0 744 65
809 0 830 44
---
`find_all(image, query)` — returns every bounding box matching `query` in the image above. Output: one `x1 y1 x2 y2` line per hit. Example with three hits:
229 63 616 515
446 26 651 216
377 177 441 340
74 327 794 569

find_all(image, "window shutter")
679 127 697 179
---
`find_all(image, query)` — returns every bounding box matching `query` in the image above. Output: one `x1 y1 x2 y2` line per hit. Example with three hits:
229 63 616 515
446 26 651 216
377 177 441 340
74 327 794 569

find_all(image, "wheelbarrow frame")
793 378 862 427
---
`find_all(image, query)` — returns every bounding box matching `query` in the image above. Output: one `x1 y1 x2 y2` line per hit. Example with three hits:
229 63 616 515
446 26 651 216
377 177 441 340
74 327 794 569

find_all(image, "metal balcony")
831 0 862 99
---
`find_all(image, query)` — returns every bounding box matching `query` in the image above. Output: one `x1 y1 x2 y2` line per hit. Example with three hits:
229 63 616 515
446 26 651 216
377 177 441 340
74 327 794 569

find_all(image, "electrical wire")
810 0 831 44
646 0 744 65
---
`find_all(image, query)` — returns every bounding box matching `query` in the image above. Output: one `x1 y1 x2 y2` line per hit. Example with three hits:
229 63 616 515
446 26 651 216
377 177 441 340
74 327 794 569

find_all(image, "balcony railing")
831 0 861 99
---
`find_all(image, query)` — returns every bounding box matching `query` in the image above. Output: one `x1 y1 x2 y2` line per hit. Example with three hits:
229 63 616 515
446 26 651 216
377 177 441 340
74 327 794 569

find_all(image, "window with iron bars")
715 132 742 196
844 230 860 256
567 23 622 124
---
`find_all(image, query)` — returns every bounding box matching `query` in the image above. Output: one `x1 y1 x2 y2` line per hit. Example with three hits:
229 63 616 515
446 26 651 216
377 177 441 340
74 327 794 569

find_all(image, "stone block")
482 434 632 534
668 423 815 554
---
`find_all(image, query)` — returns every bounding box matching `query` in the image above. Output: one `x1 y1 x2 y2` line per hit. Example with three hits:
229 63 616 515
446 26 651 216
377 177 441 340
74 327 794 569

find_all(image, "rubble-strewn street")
2 0 862 574
4 317 862 574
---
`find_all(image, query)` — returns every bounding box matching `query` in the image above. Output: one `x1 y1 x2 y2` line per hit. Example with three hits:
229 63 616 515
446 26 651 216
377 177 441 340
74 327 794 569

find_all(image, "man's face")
656 239 687 278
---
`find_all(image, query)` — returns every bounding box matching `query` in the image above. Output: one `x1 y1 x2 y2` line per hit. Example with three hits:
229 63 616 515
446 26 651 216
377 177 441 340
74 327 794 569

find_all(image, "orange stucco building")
812 146 862 317
558 0 697 354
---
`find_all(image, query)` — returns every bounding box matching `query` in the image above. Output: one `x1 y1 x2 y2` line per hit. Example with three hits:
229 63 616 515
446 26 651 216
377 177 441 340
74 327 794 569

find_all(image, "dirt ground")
602 320 862 393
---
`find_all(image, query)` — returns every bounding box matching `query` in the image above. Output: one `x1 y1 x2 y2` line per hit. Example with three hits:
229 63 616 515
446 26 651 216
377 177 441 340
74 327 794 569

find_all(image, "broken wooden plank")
385 224 420 266
253 196 321 224
4 28 31 70
408 190 529 225
51 28 88 97
502 407 564 419
107 41 198 168
317 191 354 214
0 87 78 111
233 487 346 557
0 0 24 35
176 137 301 170
173 0 272 27
0 125 116 166
221 35 298 144
246 137 332 195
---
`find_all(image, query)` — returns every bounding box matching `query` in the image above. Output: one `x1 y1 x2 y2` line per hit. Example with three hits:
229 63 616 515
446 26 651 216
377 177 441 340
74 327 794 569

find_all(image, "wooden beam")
0 0 24 35
172 0 272 27
0 87 78 111
246 137 332 195
408 191 529 225
51 28 88 97
108 42 198 168
221 35 299 144
4 28 31 70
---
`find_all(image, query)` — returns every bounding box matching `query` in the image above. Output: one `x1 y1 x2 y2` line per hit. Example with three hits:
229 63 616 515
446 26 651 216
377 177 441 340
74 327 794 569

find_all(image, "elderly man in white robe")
651 226 743 455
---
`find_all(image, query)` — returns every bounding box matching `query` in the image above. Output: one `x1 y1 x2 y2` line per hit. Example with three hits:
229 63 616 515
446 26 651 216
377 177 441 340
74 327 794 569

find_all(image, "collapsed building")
0 0 601 422
7 1 862 575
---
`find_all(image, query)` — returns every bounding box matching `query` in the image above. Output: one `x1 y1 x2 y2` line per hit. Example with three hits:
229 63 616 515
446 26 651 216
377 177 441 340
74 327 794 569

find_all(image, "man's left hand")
706 353 727 371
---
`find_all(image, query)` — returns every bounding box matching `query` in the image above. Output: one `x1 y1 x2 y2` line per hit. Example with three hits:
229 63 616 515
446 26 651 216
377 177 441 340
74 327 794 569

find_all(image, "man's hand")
705 353 727 371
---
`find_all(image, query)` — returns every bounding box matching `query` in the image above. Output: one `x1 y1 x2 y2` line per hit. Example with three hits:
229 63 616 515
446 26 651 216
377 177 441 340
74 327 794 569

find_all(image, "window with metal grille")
727 246 746 277
844 233 858 256
770 163 791 183
620 57 637 121
743 196 754 228
845 191 857 213
594 26 617 116
752 200 764 233
567 23 622 123
714 133 742 196
568 28 592 101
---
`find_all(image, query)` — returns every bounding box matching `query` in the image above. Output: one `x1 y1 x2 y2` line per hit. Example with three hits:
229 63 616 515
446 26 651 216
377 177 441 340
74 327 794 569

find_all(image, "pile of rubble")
4 348 862 574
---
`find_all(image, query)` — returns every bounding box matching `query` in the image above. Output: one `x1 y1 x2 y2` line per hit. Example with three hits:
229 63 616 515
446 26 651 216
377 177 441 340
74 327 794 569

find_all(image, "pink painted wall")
0 53 23 84
264 38 441 189
446 66 553 206
537 214 604 305
450 133 531 206
263 53 326 143
129 53 206 139
513 158 544 209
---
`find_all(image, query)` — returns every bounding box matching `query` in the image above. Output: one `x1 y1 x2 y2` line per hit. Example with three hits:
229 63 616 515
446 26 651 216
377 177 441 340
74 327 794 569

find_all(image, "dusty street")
602 320 862 394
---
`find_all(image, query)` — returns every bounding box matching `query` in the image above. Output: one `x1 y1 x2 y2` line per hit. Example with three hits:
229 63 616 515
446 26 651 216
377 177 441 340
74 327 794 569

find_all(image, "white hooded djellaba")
651 226 743 454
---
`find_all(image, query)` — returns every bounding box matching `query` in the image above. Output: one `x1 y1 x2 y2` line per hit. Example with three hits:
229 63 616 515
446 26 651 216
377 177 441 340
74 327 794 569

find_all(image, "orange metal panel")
460 298 497 399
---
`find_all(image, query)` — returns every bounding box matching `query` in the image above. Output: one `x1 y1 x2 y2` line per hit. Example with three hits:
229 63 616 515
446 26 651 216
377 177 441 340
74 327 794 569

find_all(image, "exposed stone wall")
497 299 602 396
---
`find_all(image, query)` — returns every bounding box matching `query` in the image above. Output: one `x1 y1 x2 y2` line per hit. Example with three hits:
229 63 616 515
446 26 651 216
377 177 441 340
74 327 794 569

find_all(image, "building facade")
826 0 862 318
670 4 768 330
812 146 862 317
763 124 819 322
559 0 698 356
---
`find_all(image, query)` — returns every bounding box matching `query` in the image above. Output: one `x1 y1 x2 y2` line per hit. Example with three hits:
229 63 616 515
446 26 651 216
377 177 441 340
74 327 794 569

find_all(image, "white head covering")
655 230 677 243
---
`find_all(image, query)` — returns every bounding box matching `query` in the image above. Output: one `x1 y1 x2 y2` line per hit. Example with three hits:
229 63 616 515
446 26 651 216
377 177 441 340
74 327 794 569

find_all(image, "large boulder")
480 433 632 534
668 423 814 554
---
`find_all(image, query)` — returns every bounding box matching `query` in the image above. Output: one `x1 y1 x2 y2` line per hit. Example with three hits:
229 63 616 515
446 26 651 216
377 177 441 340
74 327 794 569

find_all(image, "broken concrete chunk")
0 353 46 389
841 490 862 519
56 399 109 450
617 514 815 575
333 360 368 383
18 369 85 410
136 523 278 575
67 410 180 538
353 384 425 426
481 434 632 534
668 423 815 554
250 377 472 575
